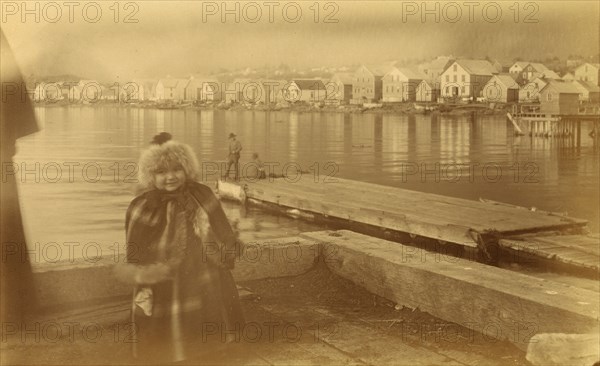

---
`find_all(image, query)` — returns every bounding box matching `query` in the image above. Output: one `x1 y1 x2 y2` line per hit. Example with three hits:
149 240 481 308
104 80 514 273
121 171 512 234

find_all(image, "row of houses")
32 62 599 109
341 60 598 105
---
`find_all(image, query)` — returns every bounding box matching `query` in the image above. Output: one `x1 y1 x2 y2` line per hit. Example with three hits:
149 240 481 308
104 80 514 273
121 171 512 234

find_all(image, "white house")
482 74 518 103
283 79 327 103
124 79 158 101
440 59 496 100
352 64 395 104
574 63 600 86
415 80 440 102
382 67 427 102
519 77 548 102
328 73 354 104
156 78 189 101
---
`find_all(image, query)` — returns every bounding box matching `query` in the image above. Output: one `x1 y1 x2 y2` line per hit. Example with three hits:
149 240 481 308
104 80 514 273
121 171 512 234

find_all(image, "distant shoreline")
34 100 511 117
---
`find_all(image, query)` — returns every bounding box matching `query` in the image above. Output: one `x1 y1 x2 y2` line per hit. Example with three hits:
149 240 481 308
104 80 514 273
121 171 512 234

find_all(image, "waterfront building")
156 78 189 101
538 80 580 115
284 79 327 103
415 79 440 102
482 74 519 103
351 64 395 104
509 62 557 85
574 63 600 86
571 80 600 103
382 67 427 102
519 77 548 102
328 73 354 104
440 59 496 100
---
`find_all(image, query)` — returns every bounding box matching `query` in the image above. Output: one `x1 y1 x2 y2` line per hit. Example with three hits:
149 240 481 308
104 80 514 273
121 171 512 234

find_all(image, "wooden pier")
508 108 600 142
217 176 595 274
499 233 599 277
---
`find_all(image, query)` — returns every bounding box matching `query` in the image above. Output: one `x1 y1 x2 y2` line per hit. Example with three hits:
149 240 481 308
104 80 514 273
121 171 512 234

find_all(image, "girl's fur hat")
137 133 201 191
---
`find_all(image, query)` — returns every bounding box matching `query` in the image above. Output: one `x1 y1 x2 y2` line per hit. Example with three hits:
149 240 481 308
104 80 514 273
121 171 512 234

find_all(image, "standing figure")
224 132 242 181
115 133 244 363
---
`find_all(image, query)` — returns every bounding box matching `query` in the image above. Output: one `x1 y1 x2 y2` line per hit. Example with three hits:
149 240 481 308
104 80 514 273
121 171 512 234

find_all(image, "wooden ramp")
499 233 599 274
218 176 587 250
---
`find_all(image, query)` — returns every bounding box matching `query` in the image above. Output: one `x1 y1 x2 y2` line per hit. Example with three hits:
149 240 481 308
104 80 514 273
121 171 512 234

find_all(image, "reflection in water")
199 110 214 154
289 112 298 162
13 106 600 264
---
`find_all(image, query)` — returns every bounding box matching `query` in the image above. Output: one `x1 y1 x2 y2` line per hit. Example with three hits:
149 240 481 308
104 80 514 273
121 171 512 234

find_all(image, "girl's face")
154 166 186 191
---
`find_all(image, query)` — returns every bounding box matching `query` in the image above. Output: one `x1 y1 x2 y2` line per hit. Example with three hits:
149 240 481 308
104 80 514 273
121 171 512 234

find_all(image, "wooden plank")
247 177 587 230
295 177 586 225
301 230 599 351
253 337 360 366
230 177 588 250
245 183 478 247
261 302 467 366
533 235 599 256
248 181 492 240
499 235 599 271
252 181 490 234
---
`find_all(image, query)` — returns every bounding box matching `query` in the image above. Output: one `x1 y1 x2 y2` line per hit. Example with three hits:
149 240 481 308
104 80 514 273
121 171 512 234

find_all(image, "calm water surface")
14 106 599 265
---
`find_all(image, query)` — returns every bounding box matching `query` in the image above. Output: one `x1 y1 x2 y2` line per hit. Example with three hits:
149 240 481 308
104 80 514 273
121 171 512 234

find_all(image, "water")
14 106 599 266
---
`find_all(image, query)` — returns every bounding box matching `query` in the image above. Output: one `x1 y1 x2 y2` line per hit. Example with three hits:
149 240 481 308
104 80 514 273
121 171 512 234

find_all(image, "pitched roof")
452 59 496 75
576 63 600 71
396 67 428 80
361 64 397 77
575 80 600 92
542 80 581 94
419 79 440 89
293 79 326 90
540 70 560 79
528 63 549 72
490 74 519 89
561 73 575 80
511 61 530 69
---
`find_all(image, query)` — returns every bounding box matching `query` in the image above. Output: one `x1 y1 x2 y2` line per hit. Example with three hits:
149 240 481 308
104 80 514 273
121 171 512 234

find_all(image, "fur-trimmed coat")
114 181 244 362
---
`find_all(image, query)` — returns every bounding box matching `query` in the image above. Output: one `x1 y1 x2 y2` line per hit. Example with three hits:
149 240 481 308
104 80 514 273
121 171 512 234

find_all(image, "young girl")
115 133 244 363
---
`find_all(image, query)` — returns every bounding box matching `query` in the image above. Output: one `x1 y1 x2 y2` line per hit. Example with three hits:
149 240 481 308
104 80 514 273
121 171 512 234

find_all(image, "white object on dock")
526 333 600 366
216 180 246 202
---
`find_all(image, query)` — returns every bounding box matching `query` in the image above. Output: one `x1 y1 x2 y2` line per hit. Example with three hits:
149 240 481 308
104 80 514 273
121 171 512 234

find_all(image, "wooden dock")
499 233 599 276
507 110 600 141
217 176 592 271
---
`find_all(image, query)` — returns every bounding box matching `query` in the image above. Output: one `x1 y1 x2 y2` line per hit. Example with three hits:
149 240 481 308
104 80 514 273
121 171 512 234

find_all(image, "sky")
1 0 598 81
